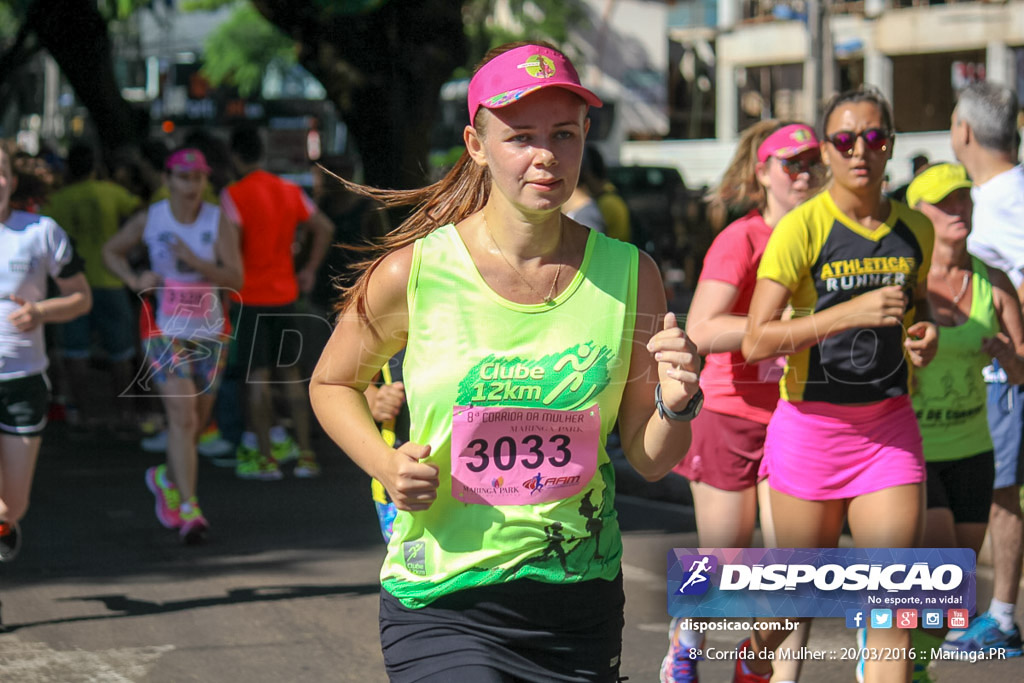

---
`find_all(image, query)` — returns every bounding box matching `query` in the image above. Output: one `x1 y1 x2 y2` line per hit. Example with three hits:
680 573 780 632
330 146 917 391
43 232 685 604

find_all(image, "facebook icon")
846 609 865 628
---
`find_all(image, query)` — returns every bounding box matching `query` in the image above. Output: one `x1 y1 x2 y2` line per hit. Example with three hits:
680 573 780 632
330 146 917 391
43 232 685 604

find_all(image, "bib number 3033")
450 405 600 506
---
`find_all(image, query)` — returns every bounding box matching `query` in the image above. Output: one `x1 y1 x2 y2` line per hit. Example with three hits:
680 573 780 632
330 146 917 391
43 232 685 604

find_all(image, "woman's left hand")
982 332 1017 366
905 321 938 368
646 312 701 411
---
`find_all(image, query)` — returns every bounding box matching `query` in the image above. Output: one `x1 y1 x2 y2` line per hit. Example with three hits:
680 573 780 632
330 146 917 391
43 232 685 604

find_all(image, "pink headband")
165 148 211 174
467 44 603 124
757 124 819 163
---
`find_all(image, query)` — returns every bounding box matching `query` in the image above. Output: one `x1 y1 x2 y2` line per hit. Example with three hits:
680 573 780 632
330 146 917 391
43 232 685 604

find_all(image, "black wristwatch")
656 384 703 422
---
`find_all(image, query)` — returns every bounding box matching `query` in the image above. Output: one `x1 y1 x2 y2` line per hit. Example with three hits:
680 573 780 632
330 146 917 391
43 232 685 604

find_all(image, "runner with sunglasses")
741 86 937 683
661 120 823 683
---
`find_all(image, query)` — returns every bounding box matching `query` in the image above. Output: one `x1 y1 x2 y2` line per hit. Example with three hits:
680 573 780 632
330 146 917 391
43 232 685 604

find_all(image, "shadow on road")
1 421 389 585
1 582 379 633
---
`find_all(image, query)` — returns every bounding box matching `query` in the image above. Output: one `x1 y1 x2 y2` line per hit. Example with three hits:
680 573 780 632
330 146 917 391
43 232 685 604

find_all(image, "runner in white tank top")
103 148 243 545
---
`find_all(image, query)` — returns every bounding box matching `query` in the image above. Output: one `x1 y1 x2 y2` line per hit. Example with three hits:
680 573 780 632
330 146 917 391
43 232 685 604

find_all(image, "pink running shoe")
178 499 209 545
145 465 181 529
732 639 771 683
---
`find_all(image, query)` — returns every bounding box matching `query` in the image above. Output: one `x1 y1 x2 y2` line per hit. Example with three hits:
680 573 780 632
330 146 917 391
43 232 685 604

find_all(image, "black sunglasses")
778 156 824 180
826 128 891 155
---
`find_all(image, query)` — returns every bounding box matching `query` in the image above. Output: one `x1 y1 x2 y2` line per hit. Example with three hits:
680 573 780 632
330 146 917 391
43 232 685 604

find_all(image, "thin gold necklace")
484 215 563 303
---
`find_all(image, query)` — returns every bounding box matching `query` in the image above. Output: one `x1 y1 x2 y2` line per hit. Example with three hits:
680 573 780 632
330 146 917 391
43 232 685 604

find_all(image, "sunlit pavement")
0 424 1020 682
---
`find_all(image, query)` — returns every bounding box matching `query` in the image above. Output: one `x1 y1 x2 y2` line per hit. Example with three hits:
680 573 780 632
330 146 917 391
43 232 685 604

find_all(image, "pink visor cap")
165 148 211 174
757 124 819 163
467 44 603 124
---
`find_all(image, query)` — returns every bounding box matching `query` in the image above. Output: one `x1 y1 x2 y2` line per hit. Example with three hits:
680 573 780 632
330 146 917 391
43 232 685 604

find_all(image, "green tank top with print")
912 256 999 461
382 223 638 608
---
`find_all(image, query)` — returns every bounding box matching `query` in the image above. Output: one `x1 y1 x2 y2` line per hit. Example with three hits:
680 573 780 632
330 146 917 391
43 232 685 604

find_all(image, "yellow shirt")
757 191 933 403
44 180 141 288
596 183 631 243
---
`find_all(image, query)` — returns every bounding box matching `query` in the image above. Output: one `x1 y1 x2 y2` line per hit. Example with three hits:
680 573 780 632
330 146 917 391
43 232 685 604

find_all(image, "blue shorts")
59 287 136 361
985 379 1024 489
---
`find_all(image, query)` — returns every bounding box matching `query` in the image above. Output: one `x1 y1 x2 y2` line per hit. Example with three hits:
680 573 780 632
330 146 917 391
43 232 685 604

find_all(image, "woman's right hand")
840 285 906 329
381 441 438 511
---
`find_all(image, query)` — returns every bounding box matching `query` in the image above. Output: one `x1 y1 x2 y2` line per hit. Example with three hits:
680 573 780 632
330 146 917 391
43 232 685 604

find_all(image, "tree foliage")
201 4 295 97
462 0 591 75
0 0 596 188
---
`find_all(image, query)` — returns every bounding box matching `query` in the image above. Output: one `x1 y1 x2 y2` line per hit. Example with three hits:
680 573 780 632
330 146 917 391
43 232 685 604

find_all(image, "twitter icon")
871 609 892 628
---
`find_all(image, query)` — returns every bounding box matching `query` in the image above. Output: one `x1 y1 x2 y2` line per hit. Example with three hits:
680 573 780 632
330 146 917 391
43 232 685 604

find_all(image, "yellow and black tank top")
384 224 638 608
757 191 933 404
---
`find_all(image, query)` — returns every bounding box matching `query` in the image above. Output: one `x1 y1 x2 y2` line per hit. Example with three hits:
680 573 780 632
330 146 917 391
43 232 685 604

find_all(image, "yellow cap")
906 163 971 208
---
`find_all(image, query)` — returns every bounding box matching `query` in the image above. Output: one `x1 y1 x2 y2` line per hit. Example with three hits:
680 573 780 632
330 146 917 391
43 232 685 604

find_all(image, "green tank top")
383 223 638 608
912 257 998 461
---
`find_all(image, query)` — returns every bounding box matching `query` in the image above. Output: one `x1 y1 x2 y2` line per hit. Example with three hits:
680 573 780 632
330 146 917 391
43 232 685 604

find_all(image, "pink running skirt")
760 395 925 500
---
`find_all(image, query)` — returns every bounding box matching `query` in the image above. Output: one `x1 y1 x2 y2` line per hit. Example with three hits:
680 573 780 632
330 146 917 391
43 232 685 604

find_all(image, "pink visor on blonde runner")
467 44 603 123
757 124 819 163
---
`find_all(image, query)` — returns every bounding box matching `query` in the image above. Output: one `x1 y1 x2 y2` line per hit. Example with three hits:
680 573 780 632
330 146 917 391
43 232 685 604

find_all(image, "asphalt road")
0 422 1021 682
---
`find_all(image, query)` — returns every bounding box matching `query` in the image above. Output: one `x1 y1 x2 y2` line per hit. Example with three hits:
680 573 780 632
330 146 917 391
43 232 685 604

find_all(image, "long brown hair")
707 120 785 215
334 40 564 324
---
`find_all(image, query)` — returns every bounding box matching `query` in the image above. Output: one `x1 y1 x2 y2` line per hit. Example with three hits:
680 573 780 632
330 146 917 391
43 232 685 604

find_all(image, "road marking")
0 636 173 682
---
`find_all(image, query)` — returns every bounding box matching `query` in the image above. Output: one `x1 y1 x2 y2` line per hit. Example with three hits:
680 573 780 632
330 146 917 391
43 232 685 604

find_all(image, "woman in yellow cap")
908 163 1024 556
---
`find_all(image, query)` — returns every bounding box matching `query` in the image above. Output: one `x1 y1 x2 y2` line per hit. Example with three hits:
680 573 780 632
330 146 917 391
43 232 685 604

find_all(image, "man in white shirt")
952 80 1024 657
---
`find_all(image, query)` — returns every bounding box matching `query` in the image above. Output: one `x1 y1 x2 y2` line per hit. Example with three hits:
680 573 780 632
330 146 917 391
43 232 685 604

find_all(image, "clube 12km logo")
667 548 976 618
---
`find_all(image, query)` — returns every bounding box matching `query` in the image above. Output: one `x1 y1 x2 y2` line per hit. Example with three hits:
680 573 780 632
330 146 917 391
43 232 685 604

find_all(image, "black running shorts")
925 450 995 523
0 374 50 436
379 573 625 682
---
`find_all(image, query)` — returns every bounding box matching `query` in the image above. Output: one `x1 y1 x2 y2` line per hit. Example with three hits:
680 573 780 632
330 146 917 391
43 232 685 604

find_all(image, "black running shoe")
0 520 21 562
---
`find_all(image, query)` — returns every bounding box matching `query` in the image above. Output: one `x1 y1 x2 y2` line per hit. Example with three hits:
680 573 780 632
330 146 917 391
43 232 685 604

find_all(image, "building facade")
626 0 1024 187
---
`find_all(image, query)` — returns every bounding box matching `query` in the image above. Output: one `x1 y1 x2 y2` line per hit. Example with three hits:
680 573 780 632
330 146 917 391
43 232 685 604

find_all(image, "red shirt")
697 210 780 424
222 170 316 306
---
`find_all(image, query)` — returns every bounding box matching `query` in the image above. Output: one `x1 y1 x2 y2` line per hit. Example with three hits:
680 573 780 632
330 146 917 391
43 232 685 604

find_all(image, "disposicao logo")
667 548 976 619
677 555 718 596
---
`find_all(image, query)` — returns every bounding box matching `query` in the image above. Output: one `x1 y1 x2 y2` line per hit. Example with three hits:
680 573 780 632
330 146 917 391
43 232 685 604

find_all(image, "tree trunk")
27 0 147 152
253 0 467 190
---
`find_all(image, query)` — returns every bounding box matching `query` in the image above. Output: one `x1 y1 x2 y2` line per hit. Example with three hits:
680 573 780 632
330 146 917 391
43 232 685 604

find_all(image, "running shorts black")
0 374 50 436
232 302 303 372
925 451 995 523
379 573 625 683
